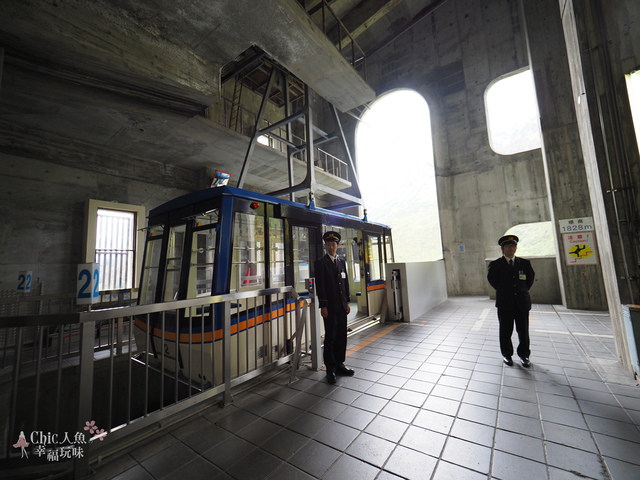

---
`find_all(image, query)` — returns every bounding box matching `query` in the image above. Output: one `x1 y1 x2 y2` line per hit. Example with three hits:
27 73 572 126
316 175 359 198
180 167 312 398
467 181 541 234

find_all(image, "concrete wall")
0 151 196 295
385 261 448 323
485 256 562 305
362 0 550 299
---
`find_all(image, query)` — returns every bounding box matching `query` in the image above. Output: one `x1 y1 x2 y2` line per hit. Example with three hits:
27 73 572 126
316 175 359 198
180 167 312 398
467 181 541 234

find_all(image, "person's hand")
346 305 351 314
321 307 328 318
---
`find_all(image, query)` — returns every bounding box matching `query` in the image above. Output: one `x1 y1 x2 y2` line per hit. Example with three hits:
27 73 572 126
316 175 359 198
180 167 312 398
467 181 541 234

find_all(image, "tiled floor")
89 296 640 480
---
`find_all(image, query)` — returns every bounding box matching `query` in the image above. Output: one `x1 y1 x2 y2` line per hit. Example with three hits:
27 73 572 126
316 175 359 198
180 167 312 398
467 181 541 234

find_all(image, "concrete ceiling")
0 0 441 200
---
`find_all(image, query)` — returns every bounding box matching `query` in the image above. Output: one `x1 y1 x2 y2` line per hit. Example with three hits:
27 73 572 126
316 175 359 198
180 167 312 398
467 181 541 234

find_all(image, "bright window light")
504 222 556 257
625 70 640 156
485 69 542 155
356 90 442 262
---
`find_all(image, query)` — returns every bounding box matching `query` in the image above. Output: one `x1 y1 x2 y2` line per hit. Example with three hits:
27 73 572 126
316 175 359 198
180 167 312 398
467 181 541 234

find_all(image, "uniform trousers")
497 305 530 359
323 310 347 373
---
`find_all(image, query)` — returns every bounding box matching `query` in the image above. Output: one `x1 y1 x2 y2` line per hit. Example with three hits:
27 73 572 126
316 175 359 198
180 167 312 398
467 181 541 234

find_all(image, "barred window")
84 199 145 294
95 208 135 290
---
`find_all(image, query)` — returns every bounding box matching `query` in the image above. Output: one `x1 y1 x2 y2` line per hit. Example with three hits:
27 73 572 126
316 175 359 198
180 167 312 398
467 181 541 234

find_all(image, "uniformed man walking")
314 231 355 384
487 235 535 367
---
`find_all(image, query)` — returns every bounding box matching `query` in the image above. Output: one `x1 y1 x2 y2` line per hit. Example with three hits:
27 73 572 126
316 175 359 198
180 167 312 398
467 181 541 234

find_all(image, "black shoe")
521 357 531 368
336 365 355 376
326 371 337 384
503 356 513 366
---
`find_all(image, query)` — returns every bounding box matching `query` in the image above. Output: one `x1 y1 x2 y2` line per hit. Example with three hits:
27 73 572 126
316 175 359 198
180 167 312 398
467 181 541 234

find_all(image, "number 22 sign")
77 263 100 305
17 271 33 293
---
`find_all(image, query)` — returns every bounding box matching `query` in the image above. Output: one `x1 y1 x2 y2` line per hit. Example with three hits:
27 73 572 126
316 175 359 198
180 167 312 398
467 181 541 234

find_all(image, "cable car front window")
139 225 164 305
270 218 285 288
164 224 186 301
186 211 219 298
231 211 265 292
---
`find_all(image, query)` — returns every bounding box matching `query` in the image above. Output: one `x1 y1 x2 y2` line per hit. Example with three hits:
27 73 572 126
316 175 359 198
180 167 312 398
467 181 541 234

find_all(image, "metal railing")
215 97 350 182
314 0 367 80
0 286 312 478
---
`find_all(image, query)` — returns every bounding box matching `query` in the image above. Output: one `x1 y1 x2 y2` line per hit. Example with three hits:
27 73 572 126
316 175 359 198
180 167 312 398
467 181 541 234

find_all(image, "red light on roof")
250 202 260 209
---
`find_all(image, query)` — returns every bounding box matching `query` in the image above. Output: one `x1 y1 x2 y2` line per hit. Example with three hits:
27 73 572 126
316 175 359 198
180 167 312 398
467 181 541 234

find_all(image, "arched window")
356 90 442 262
485 68 542 155
625 69 640 156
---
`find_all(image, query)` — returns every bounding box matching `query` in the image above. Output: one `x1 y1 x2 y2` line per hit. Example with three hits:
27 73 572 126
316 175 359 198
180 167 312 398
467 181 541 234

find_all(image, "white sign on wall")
77 263 100 305
558 216 594 233
559 217 598 266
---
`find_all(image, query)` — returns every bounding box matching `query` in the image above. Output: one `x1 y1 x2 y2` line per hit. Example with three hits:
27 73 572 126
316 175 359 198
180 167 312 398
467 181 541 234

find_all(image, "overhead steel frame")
236 64 363 211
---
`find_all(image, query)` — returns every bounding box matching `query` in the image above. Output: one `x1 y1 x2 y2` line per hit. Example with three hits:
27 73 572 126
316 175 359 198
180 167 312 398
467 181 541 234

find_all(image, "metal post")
74 321 95 479
222 300 232 406
307 279 323 371
237 67 278 189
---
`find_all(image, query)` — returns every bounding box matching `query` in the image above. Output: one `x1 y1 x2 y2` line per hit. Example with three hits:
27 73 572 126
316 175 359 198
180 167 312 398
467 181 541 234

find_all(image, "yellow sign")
562 231 598 265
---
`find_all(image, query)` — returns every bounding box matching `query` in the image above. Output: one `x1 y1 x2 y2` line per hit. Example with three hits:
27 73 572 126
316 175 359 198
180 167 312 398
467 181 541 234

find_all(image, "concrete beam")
0 0 220 109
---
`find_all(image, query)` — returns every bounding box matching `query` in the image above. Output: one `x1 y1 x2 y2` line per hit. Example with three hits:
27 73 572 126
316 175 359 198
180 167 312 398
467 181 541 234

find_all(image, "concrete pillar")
520 0 609 311
556 0 634 372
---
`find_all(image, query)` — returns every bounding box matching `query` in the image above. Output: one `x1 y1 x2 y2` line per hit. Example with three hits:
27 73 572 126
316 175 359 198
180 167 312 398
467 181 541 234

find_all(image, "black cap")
323 231 341 243
498 234 519 246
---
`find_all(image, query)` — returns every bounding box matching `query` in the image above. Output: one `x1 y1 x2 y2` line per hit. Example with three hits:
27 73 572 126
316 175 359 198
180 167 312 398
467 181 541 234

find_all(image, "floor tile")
334 405 375 430
494 429 545 463
313 421 360 451
88 297 640 480
322 454 380 480
226 448 282 480
142 443 199 479
345 432 395 467
288 440 341 478
384 445 438 480
449 418 495 447
363 415 409 443
261 428 309 460
441 437 491 474
399 425 447 457
491 450 548 480
431 460 487 480
287 412 331 438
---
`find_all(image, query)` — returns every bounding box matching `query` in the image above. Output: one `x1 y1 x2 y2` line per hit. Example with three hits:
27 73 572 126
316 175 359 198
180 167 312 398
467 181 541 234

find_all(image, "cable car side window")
384 234 394 264
164 224 187 301
292 226 312 292
139 225 164 305
232 211 265 292
187 211 219 298
366 234 383 281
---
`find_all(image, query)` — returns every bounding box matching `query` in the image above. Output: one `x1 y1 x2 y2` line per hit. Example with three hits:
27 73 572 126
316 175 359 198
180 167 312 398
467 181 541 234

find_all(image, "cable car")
133 186 393 385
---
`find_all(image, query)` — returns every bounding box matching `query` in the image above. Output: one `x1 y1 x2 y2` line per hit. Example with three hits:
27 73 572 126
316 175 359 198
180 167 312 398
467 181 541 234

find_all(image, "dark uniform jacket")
487 256 535 312
314 254 350 313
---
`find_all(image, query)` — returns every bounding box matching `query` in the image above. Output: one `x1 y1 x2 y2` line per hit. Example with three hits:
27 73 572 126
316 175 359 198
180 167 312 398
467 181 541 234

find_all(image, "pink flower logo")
84 420 97 435
84 420 107 441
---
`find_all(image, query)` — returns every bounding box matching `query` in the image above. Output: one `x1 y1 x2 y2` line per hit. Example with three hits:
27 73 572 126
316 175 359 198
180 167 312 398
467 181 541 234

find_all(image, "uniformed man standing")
314 231 355 384
487 235 535 367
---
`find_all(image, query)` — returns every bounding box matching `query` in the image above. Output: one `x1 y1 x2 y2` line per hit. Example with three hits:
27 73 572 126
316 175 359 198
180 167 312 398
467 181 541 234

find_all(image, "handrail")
317 0 367 80
1 285 314 478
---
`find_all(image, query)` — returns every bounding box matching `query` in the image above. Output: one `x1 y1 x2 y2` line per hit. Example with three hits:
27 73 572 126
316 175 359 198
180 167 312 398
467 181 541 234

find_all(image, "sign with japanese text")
558 216 594 233
562 230 598 265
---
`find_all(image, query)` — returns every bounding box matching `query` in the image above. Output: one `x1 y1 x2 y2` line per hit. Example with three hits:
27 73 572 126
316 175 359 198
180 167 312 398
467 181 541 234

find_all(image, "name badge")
519 272 526 281
341 272 346 279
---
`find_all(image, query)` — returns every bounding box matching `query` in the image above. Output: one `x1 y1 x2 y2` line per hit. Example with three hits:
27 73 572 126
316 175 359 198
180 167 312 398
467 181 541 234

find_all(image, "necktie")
509 259 513 268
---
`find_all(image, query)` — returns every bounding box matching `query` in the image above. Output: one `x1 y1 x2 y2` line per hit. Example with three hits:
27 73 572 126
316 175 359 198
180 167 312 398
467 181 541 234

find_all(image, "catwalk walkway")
89 297 640 480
